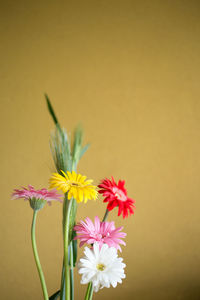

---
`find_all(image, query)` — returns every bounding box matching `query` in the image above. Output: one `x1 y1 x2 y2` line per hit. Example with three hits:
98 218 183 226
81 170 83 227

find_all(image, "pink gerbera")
12 185 62 205
74 216 126 252
98 177 135 218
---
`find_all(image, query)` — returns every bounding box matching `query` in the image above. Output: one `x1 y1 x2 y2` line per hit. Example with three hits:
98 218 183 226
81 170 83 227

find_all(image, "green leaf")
68 229 78 267
71 126 90 168
49 290 60 300
72 232 77 267
69 198 77 241
72 125 83 162
50 126 72 173
45 94 59 126
60 262 65 300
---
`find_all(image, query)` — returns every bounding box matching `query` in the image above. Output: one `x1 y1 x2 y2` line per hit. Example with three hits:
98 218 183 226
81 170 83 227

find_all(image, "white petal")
84 247 95 261
93 242 100 260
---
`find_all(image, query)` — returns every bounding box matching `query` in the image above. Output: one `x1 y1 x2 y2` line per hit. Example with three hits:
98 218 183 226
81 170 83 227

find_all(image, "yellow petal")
67 171 73 181
80 175 87 184
85 179 93 185
78 189 83 202
84 195 88 203
71 171 77 181
68 190 73 199
77 173 82 182
72 186 77 200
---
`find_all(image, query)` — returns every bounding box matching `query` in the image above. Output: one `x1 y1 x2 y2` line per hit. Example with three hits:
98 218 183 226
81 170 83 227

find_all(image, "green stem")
60 260 65 300
31 210 48 300
88 283 94 300
84 282 93 300
60 194 68 300
84 209 109 300
63 198 73 300
102 209 109 222
70 242 74 300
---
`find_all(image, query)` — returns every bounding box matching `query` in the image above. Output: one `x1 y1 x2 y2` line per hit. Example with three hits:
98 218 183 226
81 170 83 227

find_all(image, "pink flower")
12 185 62 205
74 216 126 252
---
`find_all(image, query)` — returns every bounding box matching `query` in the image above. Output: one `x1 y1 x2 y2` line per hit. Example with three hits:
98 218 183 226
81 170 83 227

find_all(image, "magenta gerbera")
12 185 62 210
74 216 126 252
98 177 135 218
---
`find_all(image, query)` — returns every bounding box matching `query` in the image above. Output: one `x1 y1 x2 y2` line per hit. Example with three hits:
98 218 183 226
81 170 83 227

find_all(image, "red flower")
98 177 135 218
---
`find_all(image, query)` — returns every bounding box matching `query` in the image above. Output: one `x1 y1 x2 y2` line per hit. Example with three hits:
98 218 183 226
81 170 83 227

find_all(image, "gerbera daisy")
98 177 135 218
12 185 62 210
49 170 98 203
74 216 126 251
78 242 126 292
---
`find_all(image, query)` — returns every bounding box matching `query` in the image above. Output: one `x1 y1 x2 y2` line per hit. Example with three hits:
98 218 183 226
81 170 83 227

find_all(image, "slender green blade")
45 93 59 126
50 126 72 173
72 233 77 267
72 125 83 164
68 230 77 267
72 126 90 168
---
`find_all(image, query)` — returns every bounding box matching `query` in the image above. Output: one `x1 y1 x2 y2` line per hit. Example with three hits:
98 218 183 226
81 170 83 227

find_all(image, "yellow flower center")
96 263 106 271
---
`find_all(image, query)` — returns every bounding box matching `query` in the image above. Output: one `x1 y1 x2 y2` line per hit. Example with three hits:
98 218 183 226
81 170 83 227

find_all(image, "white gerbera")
78 242 126 292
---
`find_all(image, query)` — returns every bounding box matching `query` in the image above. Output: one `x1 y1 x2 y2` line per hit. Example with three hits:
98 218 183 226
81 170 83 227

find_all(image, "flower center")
96 233 102 240
71 182 81 187
112 187 127 202
96 263 106 271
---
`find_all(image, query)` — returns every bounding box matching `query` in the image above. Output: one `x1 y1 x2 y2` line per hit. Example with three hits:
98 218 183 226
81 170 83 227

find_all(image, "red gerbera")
98 177 135 218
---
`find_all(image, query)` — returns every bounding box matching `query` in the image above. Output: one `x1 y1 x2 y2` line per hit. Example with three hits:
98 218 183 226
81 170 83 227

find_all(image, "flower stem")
63 198 73 300
31 210 48 300
102 209 109 222
70 242 74 300
60 260 65 300
84 282 93 300
88 283 94 300
60 193 68 300
83 209 109 300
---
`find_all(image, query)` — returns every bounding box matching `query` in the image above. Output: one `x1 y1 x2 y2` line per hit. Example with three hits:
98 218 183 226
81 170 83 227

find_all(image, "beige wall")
1 1 200 299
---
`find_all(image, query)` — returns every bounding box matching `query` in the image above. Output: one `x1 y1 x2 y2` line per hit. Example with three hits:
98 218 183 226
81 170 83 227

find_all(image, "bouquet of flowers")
12 96 136 300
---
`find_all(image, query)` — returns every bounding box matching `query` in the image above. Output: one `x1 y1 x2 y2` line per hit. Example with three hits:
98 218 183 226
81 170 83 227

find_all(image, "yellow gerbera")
49 170 98 203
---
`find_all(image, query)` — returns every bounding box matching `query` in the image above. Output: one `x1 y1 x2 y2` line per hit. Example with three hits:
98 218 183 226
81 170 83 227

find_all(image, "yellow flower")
49 170 98 203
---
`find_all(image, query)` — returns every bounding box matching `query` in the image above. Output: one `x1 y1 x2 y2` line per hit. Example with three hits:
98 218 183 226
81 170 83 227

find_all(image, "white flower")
78 242 126 292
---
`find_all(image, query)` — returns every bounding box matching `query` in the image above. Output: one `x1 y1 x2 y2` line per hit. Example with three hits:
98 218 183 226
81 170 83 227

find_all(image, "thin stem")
70 163 76 300
70 242 74 300
84 209 109 300
61 166 77 300
63 198 73 300
88 283 94 300
60 194 68 300
84 282 92 300
31 210 48 300
102 209 109 222
60 260 65 300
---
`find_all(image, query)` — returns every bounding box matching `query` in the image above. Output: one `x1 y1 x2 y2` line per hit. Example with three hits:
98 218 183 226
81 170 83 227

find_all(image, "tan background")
1 0 200 299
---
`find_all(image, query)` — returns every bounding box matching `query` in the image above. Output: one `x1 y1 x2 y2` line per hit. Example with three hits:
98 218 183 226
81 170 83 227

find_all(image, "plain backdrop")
1 0 200 299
